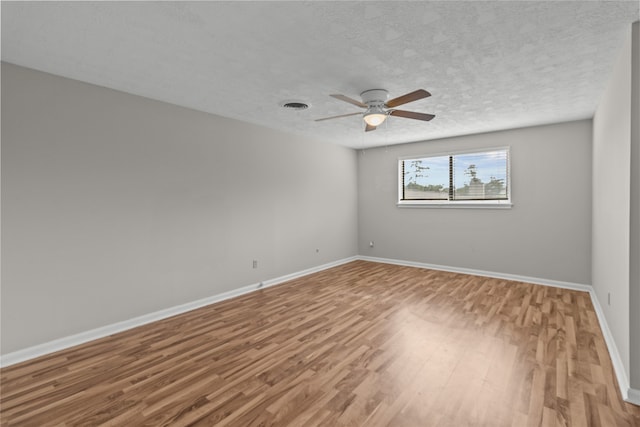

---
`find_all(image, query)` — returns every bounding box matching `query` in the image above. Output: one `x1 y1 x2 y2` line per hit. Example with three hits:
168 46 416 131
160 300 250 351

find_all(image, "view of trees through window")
402 149 508 201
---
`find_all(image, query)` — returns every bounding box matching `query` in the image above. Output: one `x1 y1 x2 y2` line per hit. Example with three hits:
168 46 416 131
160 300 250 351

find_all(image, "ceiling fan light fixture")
316 88 433 132
363 108 387 127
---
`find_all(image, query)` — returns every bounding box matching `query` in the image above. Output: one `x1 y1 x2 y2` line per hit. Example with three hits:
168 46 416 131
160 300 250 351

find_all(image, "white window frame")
397 146 512 209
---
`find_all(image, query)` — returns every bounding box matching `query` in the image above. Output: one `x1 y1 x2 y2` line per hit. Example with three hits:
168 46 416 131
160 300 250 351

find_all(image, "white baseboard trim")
357 255 640 406
0 256 358 368
588 287 637 405
356 256 592 292
4 254 638 407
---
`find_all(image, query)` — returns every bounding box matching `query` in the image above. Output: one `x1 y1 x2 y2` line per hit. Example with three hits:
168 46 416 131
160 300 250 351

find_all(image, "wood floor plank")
1 260 639 426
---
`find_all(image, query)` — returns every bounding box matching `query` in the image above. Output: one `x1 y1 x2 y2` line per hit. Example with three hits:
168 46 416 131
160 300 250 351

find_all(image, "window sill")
397 201 513 209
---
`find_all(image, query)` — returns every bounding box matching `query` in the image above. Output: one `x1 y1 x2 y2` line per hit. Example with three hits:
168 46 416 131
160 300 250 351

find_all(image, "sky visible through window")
453 151 507 189
404 151 507 188
402 150 508 201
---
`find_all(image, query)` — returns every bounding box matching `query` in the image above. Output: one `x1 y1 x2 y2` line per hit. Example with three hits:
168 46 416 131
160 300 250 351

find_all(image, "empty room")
1 1 639 426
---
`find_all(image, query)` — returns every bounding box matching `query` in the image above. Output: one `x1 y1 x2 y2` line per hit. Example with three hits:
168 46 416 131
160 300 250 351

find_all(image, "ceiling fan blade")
389 110 435 121
315 112 362 122
330 94 367 108
385 89 431 108
365 124 377 132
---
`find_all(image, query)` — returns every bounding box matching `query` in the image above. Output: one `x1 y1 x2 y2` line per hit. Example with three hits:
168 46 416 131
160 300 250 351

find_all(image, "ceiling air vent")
280 100 309 110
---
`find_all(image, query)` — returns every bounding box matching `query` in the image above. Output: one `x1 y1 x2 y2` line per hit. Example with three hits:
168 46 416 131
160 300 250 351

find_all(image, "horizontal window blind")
400 148 509 203
452 150 508 201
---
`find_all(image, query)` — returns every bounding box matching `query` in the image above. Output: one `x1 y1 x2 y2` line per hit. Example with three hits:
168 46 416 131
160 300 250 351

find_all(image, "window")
398 148 511 208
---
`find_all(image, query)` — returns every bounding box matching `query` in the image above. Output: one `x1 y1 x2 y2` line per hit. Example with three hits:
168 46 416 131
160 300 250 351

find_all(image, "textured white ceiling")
2 1 638 148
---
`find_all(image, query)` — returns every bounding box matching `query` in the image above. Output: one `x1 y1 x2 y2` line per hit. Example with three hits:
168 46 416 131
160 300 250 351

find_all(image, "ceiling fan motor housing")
360 89 389 126
360 89 389 108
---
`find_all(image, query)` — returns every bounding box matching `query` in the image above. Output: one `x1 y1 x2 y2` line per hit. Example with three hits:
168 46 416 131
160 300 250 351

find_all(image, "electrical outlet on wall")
369 241 374 248
252 260 258 269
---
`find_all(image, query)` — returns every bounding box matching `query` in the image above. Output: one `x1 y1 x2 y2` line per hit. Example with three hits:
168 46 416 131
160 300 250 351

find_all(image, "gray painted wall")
629 21 639 390
592 27 632 384
1 63 358 354
358 120 592 284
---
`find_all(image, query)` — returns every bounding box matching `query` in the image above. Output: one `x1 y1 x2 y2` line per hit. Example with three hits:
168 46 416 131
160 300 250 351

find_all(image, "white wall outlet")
316 248 320 253
252 260 258 269
369 241 374 248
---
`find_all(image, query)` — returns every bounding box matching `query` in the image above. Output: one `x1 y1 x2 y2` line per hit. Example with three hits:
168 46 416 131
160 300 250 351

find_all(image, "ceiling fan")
315 89 435 132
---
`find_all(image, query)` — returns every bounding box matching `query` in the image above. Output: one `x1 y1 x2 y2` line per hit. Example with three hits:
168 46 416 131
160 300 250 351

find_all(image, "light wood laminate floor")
1 260 639 426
